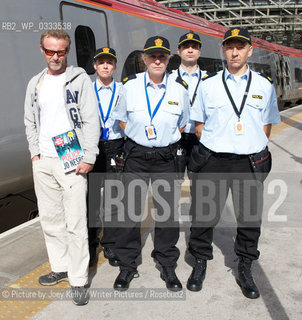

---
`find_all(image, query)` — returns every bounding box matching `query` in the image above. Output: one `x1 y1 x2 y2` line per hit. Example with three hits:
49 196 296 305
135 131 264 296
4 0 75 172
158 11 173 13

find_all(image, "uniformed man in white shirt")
112 36 190 292
187 28 280 299
172 31 207 174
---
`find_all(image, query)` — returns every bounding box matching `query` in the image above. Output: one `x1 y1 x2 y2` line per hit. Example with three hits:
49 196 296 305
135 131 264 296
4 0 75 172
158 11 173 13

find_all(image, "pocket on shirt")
206 104 228 118
207 105 226 110
126 105 145 126
126 105 145 112
162 104 182 130
163 104 182 127
162 103 182 115
246 96 265 111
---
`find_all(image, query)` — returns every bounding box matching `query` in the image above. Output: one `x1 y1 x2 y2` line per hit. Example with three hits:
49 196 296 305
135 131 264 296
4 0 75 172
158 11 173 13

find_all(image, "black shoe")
114 270 138 291
104 247 119 267
237 257 260 299
187 259 207 292
160 266 182 292
39 271 68 286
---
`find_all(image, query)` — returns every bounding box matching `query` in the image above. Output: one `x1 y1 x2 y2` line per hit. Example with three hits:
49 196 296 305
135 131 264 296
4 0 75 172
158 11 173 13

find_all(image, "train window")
279 60 283 73
251 63 272 78
198 57 222 73
121 50 145 81
295 68 302 82
74 25 96 75
167 54 180 73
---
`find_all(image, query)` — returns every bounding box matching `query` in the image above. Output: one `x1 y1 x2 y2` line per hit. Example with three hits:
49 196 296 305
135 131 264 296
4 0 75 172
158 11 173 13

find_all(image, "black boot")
186 259 207 292
237 257 260 299
104 247 119 267
113 270 138 291
88 228 100 267
160 266 183 292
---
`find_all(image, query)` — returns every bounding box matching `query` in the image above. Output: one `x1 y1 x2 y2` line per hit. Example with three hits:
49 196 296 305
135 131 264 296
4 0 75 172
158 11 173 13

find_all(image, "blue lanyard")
94 80 116 127
144 72 167 123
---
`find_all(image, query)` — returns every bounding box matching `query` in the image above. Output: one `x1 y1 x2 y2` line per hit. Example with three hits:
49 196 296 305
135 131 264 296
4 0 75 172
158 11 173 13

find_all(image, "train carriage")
0 0 301 200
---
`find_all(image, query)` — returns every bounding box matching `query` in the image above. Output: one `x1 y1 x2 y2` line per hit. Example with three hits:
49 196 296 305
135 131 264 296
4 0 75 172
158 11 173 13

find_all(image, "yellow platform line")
270 112 302 138
0 249 107 320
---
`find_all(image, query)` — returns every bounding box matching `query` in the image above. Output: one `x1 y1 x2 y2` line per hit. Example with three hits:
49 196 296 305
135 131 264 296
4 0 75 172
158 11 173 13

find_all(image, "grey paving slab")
30 105 302 320
1 106 301 319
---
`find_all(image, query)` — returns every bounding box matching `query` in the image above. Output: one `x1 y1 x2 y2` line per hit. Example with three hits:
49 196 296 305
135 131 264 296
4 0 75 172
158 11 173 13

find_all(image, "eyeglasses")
42 47 68 57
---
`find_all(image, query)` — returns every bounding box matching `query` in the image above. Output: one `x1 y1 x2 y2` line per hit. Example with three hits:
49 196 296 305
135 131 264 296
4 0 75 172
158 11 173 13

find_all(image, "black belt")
99 138 124 151
181 132 198 141
126 139 179 160
99 137 124 144
201 144 249 160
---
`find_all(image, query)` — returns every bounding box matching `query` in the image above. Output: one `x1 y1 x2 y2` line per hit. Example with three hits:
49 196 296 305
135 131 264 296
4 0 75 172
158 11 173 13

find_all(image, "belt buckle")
231 154 245 160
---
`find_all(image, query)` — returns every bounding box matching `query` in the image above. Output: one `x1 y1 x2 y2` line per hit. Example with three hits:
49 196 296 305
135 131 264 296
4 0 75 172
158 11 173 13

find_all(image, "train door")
275 54 283 98
275 54 291 99
60 2 109 75
282 56 291 97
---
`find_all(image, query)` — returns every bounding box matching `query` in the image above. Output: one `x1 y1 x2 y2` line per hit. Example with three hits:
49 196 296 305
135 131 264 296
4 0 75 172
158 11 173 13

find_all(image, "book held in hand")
52 129 84 173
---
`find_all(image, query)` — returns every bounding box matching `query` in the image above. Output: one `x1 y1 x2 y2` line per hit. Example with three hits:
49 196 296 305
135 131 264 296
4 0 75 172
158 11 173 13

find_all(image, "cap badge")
231 29 240 36
187 33 194 40
103 47 110 53
154 38 163 47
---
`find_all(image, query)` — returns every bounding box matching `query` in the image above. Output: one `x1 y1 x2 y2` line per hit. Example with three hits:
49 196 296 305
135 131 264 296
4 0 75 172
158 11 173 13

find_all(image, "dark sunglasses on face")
42 46 68 57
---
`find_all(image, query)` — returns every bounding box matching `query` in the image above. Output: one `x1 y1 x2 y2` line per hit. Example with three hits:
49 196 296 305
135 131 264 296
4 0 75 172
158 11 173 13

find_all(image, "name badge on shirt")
235 121 244 135
101 127 109 140
145 124 157 140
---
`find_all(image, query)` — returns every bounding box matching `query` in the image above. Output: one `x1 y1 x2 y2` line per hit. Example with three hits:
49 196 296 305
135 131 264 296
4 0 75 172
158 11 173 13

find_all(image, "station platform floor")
1 105 302 320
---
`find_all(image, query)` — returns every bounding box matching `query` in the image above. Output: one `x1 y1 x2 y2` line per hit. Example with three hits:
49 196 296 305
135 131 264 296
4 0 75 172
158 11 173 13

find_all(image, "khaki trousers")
33 156 89 286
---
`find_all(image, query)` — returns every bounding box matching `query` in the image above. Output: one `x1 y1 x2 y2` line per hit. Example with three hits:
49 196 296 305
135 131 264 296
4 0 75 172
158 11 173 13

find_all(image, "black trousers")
114 139 180 272
180 132 199 170
88 138 124 250
189 147 263 261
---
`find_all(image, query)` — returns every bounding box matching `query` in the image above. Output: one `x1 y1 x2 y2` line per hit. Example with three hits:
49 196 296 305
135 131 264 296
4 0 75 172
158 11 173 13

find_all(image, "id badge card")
145 124 157 140
235 121 244 135
101 127 109 140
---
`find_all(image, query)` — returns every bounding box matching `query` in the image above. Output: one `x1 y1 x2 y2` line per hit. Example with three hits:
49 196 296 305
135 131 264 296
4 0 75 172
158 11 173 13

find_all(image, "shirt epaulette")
175 76 188 90
122 74 137 85
202 72 217 81
259 73 273 84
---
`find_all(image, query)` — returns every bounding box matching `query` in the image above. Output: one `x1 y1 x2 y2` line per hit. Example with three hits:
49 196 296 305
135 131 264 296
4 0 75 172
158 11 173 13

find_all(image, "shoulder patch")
175 76 188 89
122 74 137 85
202 72 217 81
259 73 273 83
